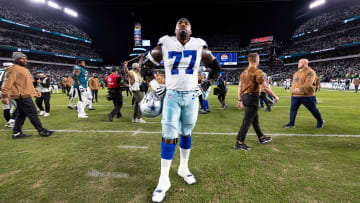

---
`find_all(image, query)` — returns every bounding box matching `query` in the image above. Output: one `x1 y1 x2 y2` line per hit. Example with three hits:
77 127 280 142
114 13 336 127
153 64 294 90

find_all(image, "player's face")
16 57 27 66
80 61 86 67
175 19 192 40
298 59 306 69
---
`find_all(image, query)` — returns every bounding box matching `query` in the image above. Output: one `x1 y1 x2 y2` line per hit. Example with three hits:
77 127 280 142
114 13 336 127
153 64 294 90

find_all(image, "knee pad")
180 135 191 149
161 140 177 160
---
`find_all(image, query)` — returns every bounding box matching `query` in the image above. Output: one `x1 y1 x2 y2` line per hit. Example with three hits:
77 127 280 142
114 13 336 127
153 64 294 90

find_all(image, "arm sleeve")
1 68 15 98
255 70 265 84
42 78 51 88
207 59 221 80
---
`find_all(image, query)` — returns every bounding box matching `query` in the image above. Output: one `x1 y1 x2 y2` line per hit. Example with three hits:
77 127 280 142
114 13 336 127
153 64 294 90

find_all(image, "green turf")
0 86 359 202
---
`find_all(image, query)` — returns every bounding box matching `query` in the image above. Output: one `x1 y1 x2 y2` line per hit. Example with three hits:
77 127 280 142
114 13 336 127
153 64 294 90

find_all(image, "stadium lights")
310 0 326 9
48 1 61 10
64 8 78 17
31 0 45 3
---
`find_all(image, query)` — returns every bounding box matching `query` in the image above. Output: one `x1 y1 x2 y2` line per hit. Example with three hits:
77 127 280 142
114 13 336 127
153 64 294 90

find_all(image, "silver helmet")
140 91 163 117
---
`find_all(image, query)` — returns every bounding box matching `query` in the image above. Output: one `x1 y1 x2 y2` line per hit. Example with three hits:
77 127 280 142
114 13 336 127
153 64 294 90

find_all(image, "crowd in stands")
200 34 240 51
295 1 360 35
286 25 360 55
0 28 100 59
0 0 90 40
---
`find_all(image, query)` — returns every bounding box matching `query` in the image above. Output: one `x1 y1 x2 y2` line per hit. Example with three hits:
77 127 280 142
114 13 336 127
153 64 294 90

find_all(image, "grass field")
0 86 359 202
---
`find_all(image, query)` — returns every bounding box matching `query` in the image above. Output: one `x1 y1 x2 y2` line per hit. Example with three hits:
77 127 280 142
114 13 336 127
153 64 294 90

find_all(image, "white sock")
157 158 172 190
178 148 191 175
68 98 73 106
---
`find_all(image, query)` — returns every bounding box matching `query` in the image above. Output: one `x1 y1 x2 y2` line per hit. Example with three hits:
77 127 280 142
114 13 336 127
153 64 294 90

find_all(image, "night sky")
52 0 317 64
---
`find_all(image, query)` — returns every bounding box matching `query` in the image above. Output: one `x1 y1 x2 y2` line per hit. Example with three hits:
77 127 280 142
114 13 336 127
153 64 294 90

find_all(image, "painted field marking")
86 169 129 179
2 129 359 138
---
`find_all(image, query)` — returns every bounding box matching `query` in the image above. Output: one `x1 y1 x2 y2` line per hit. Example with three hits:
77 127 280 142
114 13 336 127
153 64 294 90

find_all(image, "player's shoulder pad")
74 65 80 70
157 35 170 46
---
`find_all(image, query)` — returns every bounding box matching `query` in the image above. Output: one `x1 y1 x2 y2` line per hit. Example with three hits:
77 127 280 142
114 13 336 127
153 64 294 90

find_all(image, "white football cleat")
78 114 88 118
137 118 146 123
39 111 45 116
152 189 166 203
152 177 170 203
178 169 196 185
43 112 50 117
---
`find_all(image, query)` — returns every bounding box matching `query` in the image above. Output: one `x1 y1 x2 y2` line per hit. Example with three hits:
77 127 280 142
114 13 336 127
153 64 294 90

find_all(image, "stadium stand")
279 0 360 84
0 0 90 40
294 2 360 36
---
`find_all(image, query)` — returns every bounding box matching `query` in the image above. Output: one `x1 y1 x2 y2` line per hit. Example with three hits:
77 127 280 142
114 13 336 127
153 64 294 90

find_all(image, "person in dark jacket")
35 70 52 117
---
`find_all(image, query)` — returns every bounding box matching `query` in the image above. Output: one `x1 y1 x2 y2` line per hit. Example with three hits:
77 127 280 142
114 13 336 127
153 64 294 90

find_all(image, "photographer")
35 70 51 117
217 72 227 110
105 68 123 122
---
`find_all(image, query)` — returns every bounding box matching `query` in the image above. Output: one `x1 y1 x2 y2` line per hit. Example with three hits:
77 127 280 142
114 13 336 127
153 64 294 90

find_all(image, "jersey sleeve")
157 35 169 46
197 38 208 48
255 70 265 84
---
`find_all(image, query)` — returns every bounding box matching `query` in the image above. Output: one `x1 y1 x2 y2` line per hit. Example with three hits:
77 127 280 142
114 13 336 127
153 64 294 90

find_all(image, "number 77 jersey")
159 35 207 91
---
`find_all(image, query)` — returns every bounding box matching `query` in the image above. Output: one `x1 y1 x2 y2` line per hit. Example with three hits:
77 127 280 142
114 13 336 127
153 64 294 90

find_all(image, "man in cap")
1 52 55 139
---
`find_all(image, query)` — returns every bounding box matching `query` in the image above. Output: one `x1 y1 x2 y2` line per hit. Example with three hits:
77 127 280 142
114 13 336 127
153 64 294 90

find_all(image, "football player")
0 62 17 128
73 59 91 118
141 18 221 202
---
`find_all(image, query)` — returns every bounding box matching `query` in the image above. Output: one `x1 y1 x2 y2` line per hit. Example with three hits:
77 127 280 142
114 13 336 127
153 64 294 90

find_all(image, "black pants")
126 87 132 97
35 92 51 113
355 86 359 93
237 94 264 142
13 97 43 134
199 95 203 110
218 93 226 107
92 90 98 103
109 88 123 118
260 92 271 110
66 87 71 96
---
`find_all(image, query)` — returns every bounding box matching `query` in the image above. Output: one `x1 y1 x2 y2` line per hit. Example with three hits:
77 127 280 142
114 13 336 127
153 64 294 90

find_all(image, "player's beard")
179 30 188 40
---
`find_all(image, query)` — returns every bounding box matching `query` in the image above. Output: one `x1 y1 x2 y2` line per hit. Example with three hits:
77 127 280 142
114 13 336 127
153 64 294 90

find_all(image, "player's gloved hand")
155 86 166 97
195 79 211 96
79 86 86 93
149 79 165 97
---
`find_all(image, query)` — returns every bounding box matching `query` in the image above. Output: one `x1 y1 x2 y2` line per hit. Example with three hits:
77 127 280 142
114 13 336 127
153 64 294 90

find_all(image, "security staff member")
35 70 52 117
235 53 279 151
88 73 100 103
105 68 123 122
354 78 360 93
1 52 54 139
284 59 324 128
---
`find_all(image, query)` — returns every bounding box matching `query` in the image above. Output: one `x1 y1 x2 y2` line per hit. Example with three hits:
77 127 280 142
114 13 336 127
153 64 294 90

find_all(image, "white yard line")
1 129 359 138
131 128 143 136
118 145 148 149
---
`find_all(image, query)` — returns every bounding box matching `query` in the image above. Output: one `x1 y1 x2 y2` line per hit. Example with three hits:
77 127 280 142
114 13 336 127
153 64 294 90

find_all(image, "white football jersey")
158 35 207 91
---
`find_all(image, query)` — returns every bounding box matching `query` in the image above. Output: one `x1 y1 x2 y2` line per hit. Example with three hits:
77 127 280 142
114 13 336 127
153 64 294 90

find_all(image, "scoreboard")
250 36 273 44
